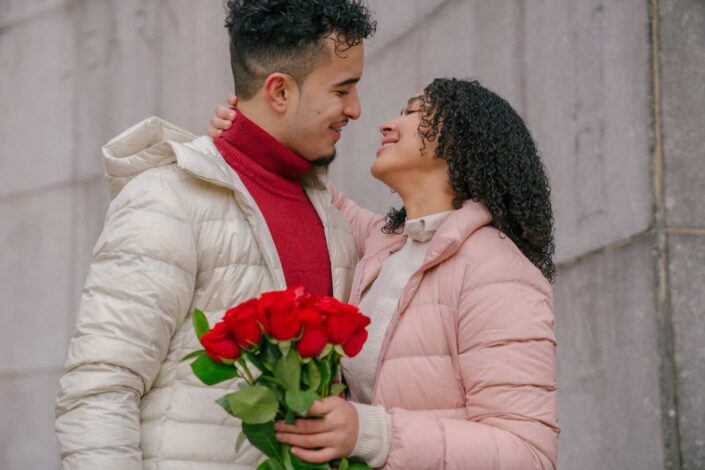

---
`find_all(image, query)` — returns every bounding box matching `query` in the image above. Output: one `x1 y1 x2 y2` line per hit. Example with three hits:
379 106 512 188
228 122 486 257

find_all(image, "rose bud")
224 298 268 349
297 326 329 358
200 321 241 363
342 314 371 357
260 289 302 341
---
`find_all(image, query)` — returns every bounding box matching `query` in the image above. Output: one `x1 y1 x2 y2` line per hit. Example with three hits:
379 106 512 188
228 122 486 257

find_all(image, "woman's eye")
335 90 349 96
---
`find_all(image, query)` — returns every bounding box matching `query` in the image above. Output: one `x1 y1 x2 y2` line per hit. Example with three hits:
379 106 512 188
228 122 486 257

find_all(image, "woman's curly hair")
383 78 556 282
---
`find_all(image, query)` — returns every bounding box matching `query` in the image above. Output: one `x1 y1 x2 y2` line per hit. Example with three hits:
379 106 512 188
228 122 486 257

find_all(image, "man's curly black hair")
224 0 376 99
383 79 556 282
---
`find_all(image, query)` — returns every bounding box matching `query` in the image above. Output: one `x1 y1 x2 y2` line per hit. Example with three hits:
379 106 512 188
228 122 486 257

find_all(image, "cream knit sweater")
346 211 452 468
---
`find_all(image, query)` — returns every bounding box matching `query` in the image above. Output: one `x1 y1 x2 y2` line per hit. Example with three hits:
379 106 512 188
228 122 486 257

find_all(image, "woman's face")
371 94 446 189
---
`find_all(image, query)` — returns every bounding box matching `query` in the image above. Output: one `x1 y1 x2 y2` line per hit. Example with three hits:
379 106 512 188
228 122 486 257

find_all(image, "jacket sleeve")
384 252 559 470
55 173 197 469
329 184 383 255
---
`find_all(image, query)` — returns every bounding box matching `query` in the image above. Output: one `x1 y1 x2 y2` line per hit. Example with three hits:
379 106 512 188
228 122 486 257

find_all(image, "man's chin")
311 150 337 167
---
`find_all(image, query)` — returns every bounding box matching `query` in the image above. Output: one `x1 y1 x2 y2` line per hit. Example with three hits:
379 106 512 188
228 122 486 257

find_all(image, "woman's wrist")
350 402 392 468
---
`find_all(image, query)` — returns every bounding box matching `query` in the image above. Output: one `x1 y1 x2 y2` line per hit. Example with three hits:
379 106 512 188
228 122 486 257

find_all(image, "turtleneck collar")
403 210 453 243
217 111 313 180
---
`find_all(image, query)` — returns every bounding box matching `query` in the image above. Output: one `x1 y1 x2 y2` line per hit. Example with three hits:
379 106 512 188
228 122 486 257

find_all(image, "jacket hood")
102 117 197 199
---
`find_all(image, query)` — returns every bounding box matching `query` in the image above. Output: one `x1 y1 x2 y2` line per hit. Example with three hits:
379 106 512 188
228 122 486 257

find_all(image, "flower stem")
239 359 255 384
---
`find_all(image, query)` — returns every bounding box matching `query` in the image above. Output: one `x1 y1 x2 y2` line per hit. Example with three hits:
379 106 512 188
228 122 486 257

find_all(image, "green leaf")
256 375 286 388
329 383 346 398
290 452 331 470
285 389 320 416
274 349 301 391
235 430 248 453
181 349 206 362
192 308 210 341
242 421 282 459
219 386 279 424
337 458 350 470
257 459 287 470
333 344 345 356
306 361 321 392
191 353 239 385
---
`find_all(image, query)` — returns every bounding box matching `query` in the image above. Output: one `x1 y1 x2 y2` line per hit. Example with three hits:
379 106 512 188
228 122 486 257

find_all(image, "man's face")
282 36 364 164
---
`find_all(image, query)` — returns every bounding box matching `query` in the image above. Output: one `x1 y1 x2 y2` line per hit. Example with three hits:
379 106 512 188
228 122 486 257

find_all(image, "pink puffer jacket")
333 189 559 469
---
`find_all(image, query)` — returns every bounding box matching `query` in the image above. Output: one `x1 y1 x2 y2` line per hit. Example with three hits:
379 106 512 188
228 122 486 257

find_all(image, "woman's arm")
328 184 384 255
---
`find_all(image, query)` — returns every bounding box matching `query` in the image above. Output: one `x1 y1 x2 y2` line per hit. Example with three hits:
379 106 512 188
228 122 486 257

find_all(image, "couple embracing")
55 1 559 469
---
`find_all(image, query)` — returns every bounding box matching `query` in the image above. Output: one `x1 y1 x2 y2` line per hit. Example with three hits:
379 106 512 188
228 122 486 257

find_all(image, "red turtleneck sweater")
214 113 333 297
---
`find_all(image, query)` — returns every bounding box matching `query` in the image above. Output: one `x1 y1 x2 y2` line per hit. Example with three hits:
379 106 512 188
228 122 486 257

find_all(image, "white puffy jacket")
55 117 359 469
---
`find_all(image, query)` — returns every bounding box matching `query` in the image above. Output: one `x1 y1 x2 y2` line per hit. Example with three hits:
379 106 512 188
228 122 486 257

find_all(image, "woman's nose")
379 121 395 135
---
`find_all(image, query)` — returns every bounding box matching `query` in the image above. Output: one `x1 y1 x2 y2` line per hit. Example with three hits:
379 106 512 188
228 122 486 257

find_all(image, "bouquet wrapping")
184 287 372 470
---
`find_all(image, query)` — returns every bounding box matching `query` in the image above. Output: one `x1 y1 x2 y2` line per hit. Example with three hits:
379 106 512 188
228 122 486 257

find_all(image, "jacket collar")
352 200 493 304
172 136 328 192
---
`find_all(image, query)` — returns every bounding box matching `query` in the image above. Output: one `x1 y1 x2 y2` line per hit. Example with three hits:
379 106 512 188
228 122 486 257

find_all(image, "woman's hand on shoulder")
208 93 238 138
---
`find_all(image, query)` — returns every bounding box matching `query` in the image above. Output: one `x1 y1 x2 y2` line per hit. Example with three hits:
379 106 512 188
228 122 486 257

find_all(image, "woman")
211 78 559 469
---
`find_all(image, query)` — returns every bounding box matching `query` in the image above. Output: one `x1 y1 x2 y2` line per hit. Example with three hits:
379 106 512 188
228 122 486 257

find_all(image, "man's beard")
311 150 337 167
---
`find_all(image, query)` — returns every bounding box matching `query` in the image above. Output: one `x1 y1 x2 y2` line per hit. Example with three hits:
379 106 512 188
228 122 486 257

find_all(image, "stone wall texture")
0 1 702 468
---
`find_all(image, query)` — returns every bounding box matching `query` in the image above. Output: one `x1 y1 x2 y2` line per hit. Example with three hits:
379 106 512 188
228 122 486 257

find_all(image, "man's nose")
344 90 362 120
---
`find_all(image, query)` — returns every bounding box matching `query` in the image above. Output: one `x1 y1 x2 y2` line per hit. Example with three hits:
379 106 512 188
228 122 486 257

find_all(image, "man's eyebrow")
333 77 361 87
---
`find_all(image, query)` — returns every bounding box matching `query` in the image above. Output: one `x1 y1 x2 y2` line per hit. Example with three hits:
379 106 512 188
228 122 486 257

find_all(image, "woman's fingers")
307 397 341 417
275 416 331 434
290 445 338 464
228 94 239 106
276 430 336 450
216 104 235 120
211 116 232 132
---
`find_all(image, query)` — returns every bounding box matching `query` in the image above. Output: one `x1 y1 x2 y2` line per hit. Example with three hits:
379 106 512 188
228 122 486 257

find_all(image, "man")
55 1 376 468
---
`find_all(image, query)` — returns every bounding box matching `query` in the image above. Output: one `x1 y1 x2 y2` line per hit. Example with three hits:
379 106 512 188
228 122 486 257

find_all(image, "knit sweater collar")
217 112 313 181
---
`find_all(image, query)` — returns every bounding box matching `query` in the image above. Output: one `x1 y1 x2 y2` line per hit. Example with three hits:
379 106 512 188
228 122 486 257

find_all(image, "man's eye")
335 90 350 96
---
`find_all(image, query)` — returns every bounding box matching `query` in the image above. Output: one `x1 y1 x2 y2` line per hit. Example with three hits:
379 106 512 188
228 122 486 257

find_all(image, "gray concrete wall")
0 0 702 468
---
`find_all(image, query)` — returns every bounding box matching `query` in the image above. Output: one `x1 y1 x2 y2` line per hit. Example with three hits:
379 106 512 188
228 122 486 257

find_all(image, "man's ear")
263 73 298 113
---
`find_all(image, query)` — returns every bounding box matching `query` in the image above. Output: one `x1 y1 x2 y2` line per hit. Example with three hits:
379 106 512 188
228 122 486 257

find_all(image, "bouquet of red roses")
183 287 372 470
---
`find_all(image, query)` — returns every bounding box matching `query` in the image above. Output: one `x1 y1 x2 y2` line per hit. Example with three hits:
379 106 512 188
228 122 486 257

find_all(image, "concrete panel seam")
651 0 682 467
0 366 64 380
0 175 105 204
666 227 705 235
556 228 653 269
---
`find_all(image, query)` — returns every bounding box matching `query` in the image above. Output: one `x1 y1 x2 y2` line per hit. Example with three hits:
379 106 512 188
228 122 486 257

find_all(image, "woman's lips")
376 138 397 157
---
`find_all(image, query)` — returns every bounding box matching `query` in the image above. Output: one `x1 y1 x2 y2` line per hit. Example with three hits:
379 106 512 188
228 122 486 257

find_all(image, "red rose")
224 298 268 349
200 321 241 363
316 296 360 316
342 314 371 357
297 326 329 358
260 288 303 341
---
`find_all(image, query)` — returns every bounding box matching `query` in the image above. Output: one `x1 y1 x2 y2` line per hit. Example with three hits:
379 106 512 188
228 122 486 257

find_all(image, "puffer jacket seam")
94 250 197 278
112 199 191 225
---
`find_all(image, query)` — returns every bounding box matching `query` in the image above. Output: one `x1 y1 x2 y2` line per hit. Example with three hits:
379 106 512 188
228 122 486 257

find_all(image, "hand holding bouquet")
184 287 372 470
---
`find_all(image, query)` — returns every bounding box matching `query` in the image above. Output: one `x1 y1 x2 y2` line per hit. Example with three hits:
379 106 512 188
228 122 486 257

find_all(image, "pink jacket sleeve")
329 184 384 255
384 252 559 469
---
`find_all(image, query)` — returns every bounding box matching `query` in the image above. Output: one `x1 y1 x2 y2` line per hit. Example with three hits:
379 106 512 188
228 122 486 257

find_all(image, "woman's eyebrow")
401 96 424 115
